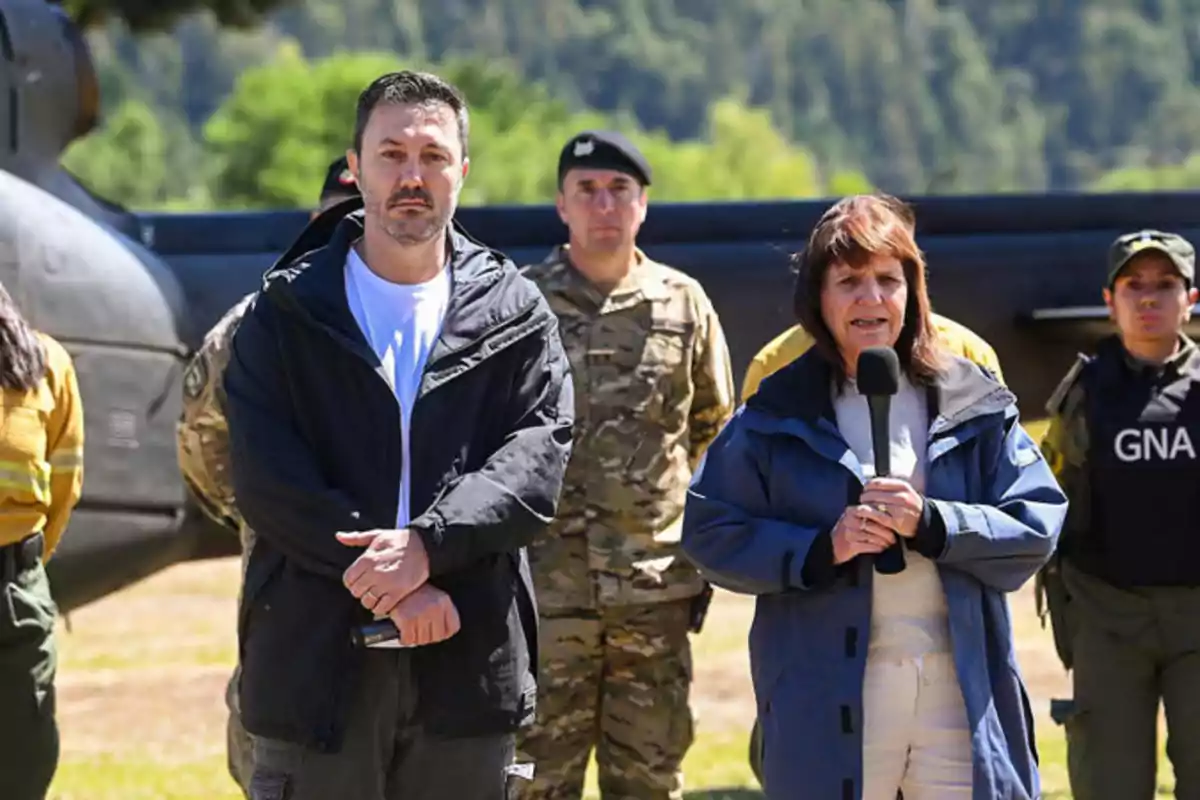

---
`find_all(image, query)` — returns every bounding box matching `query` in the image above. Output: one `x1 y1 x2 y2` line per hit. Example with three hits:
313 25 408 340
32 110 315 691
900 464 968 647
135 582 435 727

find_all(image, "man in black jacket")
223 70 574 800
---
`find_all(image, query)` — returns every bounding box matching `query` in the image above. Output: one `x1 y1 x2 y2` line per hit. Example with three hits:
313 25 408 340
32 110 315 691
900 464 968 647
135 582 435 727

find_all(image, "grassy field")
44 559 1176 799
41 419 1176 798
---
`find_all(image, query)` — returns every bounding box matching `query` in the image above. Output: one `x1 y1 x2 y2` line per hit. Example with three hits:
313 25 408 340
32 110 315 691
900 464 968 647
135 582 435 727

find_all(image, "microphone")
856 346 905 575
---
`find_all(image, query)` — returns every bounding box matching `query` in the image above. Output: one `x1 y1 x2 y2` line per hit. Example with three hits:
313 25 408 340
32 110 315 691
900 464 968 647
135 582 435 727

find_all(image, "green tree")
1091 154 1200 190
202 51 867 210
64 0 295 31
638 99 828 201
61 98 209 209
203 45 388 208
203 50 599 207
76 0 1200 197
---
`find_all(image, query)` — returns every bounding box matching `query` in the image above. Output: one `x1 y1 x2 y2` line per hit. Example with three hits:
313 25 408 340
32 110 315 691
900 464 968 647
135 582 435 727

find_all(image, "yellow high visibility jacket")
0 332 84 559
740 314 1005 402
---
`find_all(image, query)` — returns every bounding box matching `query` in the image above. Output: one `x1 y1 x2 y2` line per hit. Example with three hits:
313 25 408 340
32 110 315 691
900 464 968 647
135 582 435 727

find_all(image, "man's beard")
369 186 457 246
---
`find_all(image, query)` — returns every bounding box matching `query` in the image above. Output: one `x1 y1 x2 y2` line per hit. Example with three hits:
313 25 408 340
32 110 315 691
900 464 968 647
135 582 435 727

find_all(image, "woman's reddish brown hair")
792 193 945 384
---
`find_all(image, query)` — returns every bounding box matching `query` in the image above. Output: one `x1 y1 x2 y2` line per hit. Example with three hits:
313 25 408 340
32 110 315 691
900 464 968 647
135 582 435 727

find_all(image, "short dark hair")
353 71 470 158
793 193 945 385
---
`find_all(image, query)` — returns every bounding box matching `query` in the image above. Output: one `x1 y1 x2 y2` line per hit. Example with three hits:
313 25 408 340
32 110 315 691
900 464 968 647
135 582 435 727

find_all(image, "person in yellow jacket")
739 198 1003 788
0 284 85 800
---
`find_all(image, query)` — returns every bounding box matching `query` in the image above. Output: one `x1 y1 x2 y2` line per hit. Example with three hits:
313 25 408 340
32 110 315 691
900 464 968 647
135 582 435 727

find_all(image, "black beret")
320 156 360 200
557 130 652 186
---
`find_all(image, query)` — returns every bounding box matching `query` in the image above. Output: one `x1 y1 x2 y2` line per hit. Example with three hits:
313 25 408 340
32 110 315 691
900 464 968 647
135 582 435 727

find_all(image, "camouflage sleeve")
1039 360 1091 545
688 291 736 470
176 295 254 530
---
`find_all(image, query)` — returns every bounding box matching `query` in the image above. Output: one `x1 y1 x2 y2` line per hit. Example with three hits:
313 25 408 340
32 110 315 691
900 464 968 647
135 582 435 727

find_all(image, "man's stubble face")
351 101 468 247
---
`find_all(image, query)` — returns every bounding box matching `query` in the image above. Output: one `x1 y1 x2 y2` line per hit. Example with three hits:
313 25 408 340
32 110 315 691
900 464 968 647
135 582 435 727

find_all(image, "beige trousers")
862 651 974 800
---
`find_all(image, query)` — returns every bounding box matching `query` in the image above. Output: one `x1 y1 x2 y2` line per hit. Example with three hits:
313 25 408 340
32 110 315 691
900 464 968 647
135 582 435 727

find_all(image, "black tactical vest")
1078 340 1200 588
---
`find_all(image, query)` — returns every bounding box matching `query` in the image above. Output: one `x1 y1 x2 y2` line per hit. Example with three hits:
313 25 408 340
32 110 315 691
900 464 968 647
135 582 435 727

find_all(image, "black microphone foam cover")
857 346 900 396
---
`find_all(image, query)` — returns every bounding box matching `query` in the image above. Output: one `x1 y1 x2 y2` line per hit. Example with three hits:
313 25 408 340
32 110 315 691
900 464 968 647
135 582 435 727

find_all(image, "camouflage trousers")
515 598 695 800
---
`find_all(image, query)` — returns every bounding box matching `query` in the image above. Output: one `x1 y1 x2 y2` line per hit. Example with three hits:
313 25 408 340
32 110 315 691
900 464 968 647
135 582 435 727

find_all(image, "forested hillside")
62 0 1200 209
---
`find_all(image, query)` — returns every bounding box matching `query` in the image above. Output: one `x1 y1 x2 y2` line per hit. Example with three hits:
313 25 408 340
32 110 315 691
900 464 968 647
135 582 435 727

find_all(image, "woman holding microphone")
681 194 1066 799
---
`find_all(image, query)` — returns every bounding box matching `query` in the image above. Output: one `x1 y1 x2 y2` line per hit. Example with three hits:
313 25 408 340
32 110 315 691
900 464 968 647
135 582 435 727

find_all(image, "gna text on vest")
1114 426 1197 462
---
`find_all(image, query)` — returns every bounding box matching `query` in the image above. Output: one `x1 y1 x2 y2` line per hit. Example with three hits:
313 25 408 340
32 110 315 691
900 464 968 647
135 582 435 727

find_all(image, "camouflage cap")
1107 229 1195 288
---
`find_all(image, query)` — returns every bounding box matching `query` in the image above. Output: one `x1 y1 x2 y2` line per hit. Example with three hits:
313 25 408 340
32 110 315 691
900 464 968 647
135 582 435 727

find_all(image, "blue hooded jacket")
682 351 1067 800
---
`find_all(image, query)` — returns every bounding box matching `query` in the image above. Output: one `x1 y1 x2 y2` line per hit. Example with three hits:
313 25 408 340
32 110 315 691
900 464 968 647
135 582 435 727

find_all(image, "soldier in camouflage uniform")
515 130 736 800
1039 230 1200 800
175 156 359 797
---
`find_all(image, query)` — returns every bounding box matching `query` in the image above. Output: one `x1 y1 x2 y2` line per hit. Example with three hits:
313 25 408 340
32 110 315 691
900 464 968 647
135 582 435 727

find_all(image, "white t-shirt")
832 373 952 660
345 247 451 527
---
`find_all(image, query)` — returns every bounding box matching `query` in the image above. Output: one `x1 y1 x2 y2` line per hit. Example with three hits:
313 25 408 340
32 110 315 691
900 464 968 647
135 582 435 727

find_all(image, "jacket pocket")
237 546 282 646
0 399 51 506
239 558 359 749
638 321 690 406
415 554 528 736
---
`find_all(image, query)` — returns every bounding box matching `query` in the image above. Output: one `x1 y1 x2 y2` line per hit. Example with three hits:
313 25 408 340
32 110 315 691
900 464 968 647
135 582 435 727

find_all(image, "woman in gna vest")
681 193 1066 799
0 283 85 800
1039 229 1200 800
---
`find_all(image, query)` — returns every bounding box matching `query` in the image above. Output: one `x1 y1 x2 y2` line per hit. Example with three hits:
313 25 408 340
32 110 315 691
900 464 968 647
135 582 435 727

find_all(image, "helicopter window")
50 5 98 141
